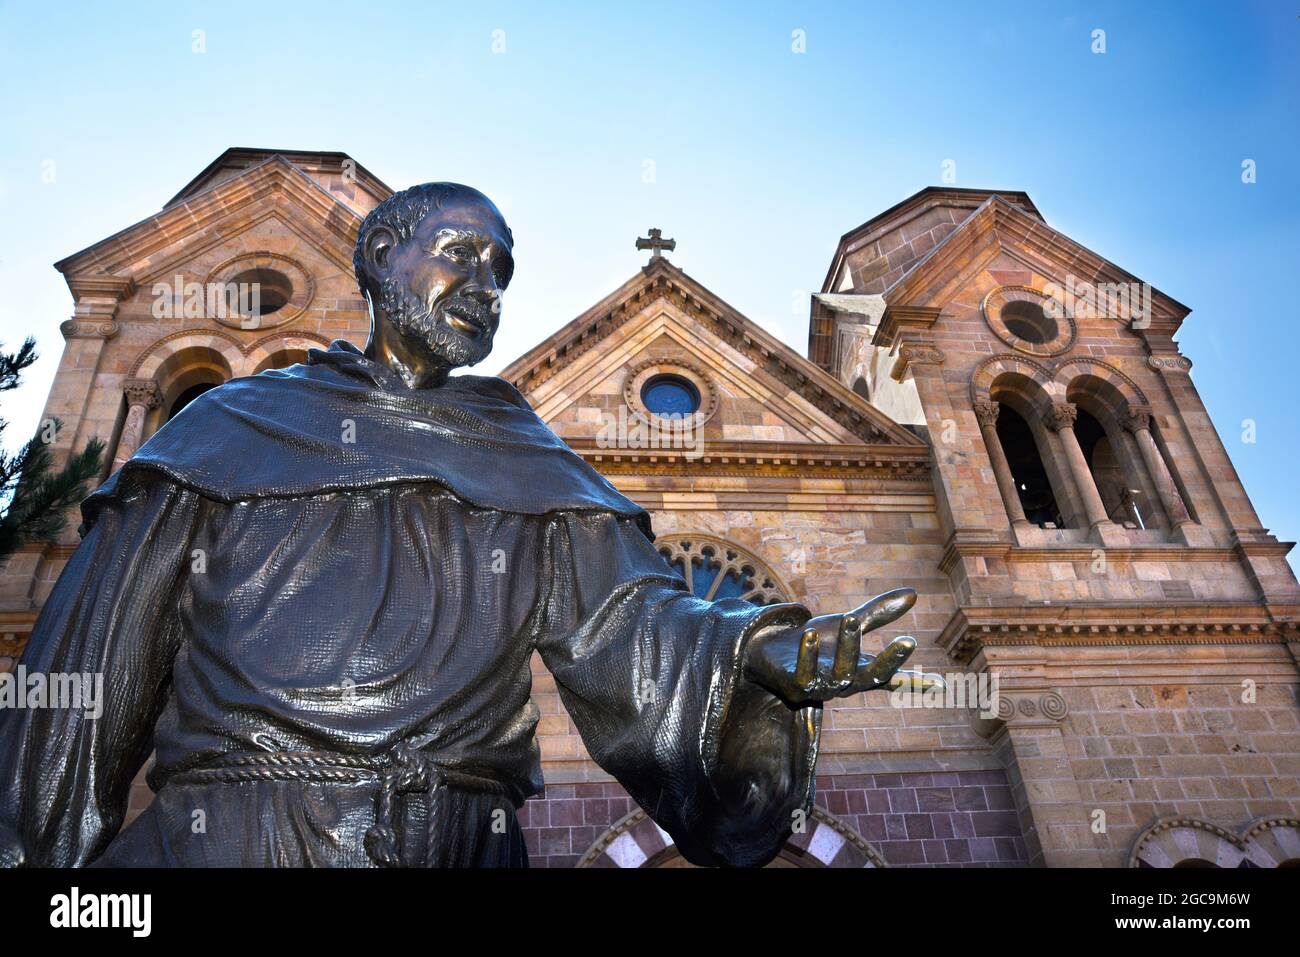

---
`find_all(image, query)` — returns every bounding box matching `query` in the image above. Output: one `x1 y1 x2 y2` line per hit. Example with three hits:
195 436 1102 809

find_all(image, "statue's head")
353 183 514 387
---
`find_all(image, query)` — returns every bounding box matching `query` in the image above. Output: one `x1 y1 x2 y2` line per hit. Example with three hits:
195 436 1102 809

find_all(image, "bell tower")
810 187 1300 866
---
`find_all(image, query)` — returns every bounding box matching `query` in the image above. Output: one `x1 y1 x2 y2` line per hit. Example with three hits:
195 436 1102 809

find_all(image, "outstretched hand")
743 588 945 706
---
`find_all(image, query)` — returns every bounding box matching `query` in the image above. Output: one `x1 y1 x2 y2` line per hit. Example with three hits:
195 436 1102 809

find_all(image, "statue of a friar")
0 184 937 868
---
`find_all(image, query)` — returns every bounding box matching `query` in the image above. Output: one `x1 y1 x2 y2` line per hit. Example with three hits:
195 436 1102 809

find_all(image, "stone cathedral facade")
2 149 1297 868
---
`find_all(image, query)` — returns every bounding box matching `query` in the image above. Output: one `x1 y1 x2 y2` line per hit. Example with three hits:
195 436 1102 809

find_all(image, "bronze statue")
0 184 938 868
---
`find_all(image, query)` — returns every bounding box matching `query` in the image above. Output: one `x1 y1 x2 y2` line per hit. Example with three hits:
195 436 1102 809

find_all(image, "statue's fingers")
887 669 947 693
857 635 917 688
793 628 820 689
831 613 860 684
849 588 917 634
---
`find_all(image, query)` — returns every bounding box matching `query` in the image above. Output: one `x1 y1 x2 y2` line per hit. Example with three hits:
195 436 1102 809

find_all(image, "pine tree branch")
0 338 38 393
0 428 105 566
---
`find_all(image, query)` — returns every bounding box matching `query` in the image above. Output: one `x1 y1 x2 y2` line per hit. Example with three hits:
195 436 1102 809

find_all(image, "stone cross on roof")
635 227 676 260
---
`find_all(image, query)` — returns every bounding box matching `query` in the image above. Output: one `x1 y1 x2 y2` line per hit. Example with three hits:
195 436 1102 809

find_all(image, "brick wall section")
518 771 1027 868
813 770 1026 866
1059 671 1300 866
518 783 640 868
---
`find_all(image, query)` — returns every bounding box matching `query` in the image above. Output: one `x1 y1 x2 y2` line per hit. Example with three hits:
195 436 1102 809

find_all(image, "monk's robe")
0 341 819 868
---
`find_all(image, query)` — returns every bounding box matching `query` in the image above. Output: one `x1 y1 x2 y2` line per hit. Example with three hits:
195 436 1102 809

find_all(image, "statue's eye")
445 244 473 261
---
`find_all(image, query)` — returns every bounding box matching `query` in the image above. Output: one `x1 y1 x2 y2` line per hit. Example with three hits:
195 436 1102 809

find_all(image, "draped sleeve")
533 511 821 867
0 474 202 866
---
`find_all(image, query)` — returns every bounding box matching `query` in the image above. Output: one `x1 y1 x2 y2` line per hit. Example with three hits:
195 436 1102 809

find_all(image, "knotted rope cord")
166 743 511 866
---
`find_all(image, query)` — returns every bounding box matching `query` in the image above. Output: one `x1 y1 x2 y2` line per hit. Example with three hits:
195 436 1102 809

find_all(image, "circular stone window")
205 252 315 331
1000 299 1058 344
982 285 1075 357
641 374 701 416
623 359 719 428
228 267 293 319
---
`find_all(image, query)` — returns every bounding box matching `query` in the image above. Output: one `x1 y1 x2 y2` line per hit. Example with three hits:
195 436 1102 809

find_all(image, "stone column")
974 400 1030 530
1124 404 1192 529
111 379 162 471
1044 402 1112 531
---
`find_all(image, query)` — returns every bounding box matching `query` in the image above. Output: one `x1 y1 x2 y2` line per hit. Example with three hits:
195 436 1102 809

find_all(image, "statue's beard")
377 278 495 369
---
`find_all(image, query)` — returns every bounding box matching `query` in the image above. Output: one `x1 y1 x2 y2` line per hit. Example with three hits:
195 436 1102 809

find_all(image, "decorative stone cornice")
938 602 1299 663
66 275 137 302
569 437 931 481
874 305 942 350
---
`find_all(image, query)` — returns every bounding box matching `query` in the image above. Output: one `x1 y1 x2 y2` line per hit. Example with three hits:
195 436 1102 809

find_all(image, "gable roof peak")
163 147 392 211
501 259 925 448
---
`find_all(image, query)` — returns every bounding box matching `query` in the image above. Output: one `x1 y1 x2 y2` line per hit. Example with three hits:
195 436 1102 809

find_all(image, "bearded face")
377 274 498 369
360 189 514 383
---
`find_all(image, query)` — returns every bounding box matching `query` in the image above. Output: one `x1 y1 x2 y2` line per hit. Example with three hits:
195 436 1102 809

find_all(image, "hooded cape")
84 339 651 536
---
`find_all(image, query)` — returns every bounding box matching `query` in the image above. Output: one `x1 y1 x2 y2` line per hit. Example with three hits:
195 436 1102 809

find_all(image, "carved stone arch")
246 331 333 375
130 329 246 380
1054 357 1149 432
1241 817 1300 868
1129 817 1246 868
575 807 886 868
654 533 793 606
969 354 1061 407
969 355 1062 432
130 332 243 424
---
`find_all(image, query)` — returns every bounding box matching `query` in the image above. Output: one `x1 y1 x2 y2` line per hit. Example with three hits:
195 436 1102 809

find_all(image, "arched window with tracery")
654 535 789 606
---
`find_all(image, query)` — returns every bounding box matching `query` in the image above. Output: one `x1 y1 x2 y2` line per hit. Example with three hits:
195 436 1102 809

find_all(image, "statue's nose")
459 285 502 324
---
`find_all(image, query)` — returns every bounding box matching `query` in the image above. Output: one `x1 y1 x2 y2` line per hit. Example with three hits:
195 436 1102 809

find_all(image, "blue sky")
1 1 1297 566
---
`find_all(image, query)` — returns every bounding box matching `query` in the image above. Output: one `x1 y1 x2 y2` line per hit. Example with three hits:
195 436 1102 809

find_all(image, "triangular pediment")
54 154 378 291
875 195 1191 347
502 259 926 450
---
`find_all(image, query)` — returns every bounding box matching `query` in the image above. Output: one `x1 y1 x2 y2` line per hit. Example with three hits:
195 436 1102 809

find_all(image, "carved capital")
973 400 1000 428
974 688 1070 738
890 344 945 383
1125 403 1154 433
123 378 162 409
1147 354 1192 374
60 319 119 340
1044 402 1077 432
898 344 945 365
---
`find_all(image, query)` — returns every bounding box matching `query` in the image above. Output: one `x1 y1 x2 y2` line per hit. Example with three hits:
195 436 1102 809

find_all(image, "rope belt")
167 742 512 867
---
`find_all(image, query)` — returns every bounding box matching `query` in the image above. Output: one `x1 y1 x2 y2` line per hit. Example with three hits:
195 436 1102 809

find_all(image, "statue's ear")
363 225 397 278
